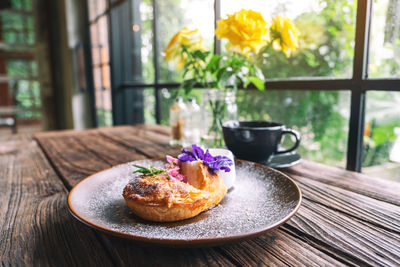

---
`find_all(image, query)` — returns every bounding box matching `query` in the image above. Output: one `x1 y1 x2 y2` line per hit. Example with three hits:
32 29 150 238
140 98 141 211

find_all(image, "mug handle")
275 128 301 155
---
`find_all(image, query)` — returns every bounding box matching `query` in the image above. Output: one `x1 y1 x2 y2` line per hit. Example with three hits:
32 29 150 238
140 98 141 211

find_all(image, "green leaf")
193 50 209 61
220 70 235 83
205 55 221 71
132 164 166 177
215 67 227 81
182 78 197 95
182 66 191 79
372 125 397 146
183 61 194 72
248 77 265 91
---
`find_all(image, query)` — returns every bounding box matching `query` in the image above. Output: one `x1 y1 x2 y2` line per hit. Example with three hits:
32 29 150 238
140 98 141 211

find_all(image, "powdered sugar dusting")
69 160 300 241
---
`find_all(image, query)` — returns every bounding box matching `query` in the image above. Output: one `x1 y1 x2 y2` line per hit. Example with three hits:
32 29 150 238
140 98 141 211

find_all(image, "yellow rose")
270 16 300 57
215 9 270 56
163 27 204 70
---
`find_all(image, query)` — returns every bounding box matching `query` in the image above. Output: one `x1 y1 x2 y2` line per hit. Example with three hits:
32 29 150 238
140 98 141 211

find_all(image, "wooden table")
1 125 400 266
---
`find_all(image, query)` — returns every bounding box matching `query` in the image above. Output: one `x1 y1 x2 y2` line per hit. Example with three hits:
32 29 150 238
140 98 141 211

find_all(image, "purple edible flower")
177 148 196 162
211 156 232 172
192 145 204 160
178 144 233 173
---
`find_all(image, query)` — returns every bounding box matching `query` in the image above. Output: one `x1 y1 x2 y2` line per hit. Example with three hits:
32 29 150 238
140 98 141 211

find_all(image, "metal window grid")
86 0 400 172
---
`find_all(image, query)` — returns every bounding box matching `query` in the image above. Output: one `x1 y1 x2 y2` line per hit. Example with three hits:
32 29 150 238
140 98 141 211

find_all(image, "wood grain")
91 222 346 267
285 199 400 266
97 126 181 158
33 125 400 266
35 126 347 266
35 132 150 188
135 123 171 136
285 160 400 206
0 135 115 266
288 172 400 234
35 127 181 187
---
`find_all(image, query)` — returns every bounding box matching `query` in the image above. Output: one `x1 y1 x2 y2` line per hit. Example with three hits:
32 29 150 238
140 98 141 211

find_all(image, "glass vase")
201 89 237 148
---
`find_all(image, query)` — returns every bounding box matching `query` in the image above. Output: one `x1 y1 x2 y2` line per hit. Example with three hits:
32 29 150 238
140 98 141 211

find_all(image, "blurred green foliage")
234 0 356 167
372 124 397 147
236 90 349 166
363 91 400 167
153 0 399 168
259 0 355 78
1 0 40 119
96 109 113 127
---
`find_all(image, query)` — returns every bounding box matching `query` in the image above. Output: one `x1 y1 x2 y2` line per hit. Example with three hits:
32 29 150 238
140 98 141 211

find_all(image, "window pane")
98 17 109 59
88 0 107 21
6 59 31 77
160 88 178 125
369 0 400 78
1 12 34 45
11 0 32 10
220 0 356 79
90 24 100 65
139 0 154 83
159 88 350 168
14 80 41 119
0 0 40 122
96 108 113 127
236 89 350 168
97 0 107 15
158 0 215 83
88 0 97 21
90 15 113 126
363 91 400 181
144 88 156 124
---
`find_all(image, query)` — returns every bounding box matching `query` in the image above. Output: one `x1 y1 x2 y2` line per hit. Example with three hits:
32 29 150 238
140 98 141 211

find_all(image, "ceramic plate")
68 159 302 247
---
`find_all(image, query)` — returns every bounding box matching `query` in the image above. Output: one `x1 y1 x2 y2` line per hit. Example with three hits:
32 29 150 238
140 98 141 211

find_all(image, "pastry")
123 145 233 222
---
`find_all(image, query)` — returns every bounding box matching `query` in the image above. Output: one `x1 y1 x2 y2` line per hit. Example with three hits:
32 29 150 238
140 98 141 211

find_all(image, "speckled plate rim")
67 159 302 247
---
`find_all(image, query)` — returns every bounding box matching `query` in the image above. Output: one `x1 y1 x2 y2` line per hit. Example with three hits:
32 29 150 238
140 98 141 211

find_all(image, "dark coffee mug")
222 121 301 163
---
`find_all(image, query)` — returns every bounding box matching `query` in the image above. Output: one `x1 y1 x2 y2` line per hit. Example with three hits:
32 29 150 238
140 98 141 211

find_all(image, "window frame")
89 0 400 172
